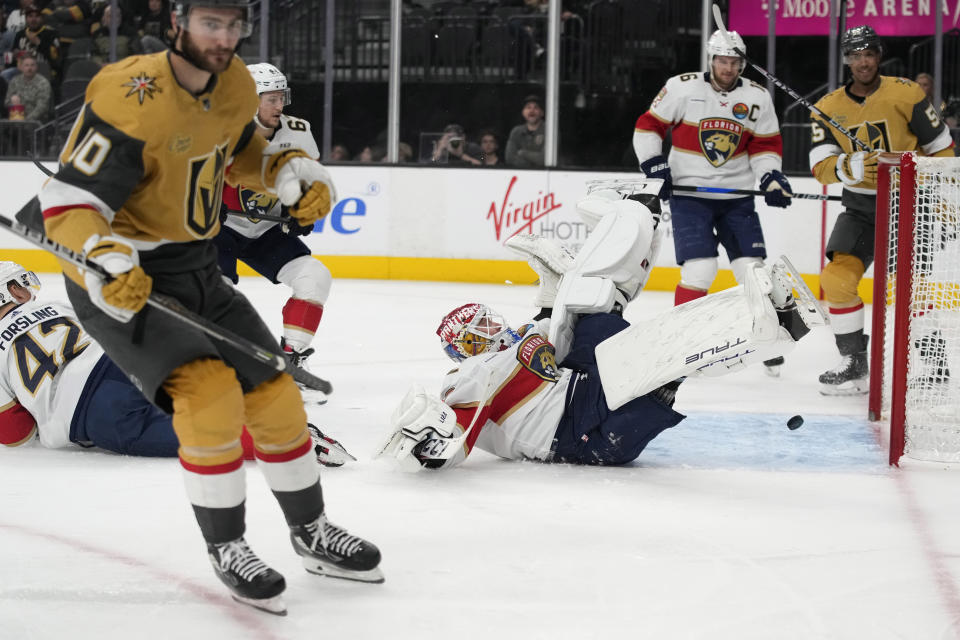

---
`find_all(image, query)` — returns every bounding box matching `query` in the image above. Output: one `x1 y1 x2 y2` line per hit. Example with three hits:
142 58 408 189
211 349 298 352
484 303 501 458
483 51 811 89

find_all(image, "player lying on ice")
375 179 827 471
0 261 352 465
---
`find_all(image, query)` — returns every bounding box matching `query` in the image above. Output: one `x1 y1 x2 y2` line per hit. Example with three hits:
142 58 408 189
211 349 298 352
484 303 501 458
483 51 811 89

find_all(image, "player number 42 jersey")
0 301 104 449
633 72 784 198
221 114 320 239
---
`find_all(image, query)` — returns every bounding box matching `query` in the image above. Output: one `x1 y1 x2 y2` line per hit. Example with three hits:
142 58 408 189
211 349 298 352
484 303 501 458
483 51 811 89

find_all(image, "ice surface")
2 275 959 640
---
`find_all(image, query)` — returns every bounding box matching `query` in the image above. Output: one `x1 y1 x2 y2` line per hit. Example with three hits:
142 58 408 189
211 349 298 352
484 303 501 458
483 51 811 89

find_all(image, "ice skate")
768 256 828 330
290 514 384 584
207 538 287 616
282 337 328 404
819 350 869 395
308 423 356 467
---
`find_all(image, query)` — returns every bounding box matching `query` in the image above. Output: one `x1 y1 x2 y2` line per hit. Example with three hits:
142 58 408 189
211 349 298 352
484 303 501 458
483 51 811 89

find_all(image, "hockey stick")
710 4 870 151
30 159 293 225
0 213 333 394
672 184 842 201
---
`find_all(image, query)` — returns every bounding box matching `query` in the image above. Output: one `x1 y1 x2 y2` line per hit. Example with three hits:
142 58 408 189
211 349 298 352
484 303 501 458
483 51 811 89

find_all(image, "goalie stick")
30 158 292 225
672 185 841 201
0 213 333 394
711 4 870 152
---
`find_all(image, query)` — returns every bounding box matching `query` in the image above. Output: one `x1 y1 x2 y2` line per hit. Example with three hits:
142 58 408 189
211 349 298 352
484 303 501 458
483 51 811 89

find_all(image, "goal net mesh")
882 156 960 462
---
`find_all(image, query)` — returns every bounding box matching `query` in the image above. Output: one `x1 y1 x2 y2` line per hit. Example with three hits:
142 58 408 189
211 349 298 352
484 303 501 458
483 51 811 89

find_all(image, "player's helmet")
248 62 291 106
841 25 882 61
0 261 40 307
437 303 520 362
172 1 255 38
706 29 746 73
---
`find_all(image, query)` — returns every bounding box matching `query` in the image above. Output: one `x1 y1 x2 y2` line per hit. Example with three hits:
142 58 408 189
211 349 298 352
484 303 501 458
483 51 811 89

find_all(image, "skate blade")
818 380 869 396
302 558 385 584
231 593 287 616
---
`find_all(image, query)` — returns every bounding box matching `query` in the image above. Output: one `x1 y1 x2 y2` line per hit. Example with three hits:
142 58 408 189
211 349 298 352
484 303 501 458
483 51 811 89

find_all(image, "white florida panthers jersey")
633 72 783 198
436 320 574 468
0 300 104 449
221 114 321 239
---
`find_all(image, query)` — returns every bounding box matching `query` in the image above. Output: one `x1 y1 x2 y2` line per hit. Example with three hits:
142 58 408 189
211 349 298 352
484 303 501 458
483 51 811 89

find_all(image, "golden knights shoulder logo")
122 72 160 105
184 142 228 238
699 118 743 167
239 188 279 222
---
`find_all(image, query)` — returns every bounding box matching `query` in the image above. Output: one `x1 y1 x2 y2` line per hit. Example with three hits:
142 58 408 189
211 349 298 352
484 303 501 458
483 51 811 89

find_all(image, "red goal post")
870 152 960 466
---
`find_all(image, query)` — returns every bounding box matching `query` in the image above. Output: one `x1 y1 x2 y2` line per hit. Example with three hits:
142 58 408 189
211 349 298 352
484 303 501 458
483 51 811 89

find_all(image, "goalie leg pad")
550 198 657 359
504 234 576 308
595 263 792 410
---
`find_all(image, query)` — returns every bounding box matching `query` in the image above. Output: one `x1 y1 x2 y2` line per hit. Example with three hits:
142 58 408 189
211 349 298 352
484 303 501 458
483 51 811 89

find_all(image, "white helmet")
0 261 40 307
247 62 290 106
707 29 746 73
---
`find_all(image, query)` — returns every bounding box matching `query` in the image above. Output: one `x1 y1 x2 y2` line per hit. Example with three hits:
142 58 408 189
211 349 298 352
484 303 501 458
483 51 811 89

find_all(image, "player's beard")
181 29 235 74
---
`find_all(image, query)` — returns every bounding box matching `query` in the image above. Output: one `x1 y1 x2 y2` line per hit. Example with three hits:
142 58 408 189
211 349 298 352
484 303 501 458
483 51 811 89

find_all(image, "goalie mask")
437 303 520 362
0 261 40 307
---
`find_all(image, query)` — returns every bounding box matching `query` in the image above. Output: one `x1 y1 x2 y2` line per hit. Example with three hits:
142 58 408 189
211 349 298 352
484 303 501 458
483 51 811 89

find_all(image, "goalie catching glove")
81 235 153 323
374 384 461 471
275 157 338 228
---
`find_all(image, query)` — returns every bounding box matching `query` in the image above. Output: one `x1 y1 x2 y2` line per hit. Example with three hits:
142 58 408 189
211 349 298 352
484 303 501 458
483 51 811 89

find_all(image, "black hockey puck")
787 415 804 431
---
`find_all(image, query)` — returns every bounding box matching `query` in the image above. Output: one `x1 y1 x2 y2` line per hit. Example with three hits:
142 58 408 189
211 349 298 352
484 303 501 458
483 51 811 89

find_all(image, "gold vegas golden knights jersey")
39 52 294 283
808 76 954 211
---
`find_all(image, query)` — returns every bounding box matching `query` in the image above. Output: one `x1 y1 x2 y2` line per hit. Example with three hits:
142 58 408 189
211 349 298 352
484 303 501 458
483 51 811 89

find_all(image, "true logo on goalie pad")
516 335 561 382
685 337 749 366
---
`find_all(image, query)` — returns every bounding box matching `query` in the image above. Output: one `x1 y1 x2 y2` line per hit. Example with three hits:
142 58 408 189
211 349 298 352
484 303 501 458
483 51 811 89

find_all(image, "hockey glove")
835 150 879 186
81 235 153 323
639 155 672 200
276 157 338 227
374 384 458 471
280 206 316 236
759 170 793 208
307 423 356 467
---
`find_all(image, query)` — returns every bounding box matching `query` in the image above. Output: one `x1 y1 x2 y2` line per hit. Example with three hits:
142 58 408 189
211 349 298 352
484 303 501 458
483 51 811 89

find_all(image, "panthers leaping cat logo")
699 119 743 167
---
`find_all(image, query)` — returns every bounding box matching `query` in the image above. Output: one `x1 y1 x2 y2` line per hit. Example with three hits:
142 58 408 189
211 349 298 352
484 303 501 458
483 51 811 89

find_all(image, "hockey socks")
282 298 323 353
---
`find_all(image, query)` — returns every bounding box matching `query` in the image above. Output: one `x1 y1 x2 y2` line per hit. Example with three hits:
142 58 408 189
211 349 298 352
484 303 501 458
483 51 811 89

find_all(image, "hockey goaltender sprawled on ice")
375 179 827 471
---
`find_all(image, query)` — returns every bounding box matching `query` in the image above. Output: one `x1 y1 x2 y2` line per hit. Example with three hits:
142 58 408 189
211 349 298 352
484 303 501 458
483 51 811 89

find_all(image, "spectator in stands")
4 50 51 121
915 72 946 114
4 6 61 83
943 100 960 150
430 123 482 165
398 140 413 162
41 0 92 55
329 143 350 161
478 129 502 166
0 6 13 62
505 94 545 167
3 0 29 35
136 0 172 53
89 3 140 62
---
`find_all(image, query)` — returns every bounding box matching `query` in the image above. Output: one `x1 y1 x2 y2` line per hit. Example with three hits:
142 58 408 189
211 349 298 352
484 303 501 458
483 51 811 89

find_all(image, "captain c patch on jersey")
516 335 560 382
699 118 743 167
